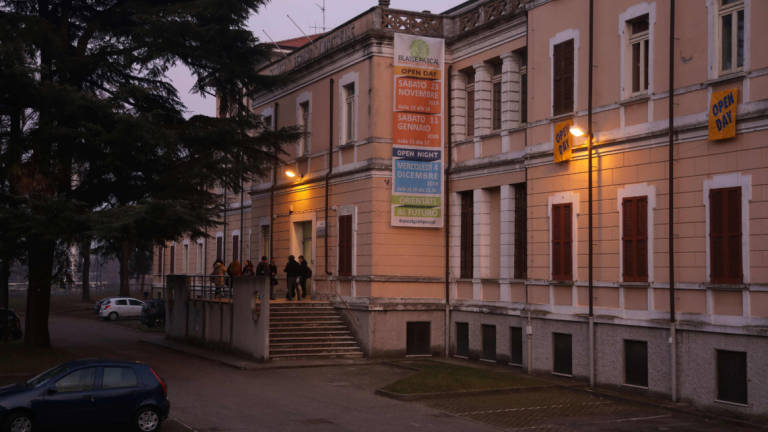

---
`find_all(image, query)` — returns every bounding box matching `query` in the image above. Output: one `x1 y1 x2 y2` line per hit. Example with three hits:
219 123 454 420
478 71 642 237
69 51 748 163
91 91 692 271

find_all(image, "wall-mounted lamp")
284 169 297 179
569 126 585 137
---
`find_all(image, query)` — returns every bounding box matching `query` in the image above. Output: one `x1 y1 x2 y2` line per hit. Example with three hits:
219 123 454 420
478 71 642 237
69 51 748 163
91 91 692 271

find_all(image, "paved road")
6 314 760 432
41 315 502 432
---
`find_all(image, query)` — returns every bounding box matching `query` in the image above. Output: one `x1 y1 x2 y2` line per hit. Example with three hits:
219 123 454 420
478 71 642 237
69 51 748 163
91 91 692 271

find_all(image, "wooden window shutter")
552 203 572 281
622 197 648 282
338 215 352 276
514 184 527 279
553 40 574 115
710 187 742 283
460 192 474 279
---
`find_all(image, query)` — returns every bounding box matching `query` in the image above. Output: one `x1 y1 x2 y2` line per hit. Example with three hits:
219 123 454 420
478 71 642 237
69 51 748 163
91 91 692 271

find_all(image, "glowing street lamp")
569 125 585 137
284 169 297 178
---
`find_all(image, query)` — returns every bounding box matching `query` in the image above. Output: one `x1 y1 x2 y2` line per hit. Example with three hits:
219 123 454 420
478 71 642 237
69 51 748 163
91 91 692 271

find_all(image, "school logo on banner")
708 88 738 141
553 119 573 163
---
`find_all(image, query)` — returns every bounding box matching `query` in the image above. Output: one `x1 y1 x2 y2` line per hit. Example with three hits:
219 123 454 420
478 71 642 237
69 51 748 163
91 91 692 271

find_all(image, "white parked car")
98 297 145 321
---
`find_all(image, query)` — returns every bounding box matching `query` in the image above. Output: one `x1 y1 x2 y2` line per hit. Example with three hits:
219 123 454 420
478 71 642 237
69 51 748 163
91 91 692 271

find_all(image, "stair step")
270 352 364 360
271 335 355 342
271 342 360 350
270 346 364 355
270 331 353 339
270 325 349 331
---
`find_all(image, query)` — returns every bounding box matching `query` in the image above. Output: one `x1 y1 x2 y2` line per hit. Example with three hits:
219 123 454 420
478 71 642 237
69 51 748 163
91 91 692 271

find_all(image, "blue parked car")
0 359 169 432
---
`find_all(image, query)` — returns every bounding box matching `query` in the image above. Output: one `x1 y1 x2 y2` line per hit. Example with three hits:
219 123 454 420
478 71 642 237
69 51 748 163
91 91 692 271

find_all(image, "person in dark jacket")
284 255 301 300
269 258 278 300
255 256 269 276
298 255 312 300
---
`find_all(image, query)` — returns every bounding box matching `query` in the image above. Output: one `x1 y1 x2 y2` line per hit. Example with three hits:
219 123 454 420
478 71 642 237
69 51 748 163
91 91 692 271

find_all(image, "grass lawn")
382 360 545 395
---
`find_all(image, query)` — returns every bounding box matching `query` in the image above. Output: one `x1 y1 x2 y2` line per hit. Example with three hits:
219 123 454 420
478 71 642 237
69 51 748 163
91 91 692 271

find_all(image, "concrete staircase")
269 301 364 360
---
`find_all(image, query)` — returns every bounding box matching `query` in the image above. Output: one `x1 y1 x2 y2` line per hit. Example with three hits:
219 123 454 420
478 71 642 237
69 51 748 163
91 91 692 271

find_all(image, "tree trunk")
118 240 133 297
0 259 10 310
80 240 90 302
25 239 55 348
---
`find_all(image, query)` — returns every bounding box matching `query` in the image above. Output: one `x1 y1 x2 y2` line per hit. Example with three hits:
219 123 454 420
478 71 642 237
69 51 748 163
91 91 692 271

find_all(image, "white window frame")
182 240 190 274
707 0 750 79
336 205 358 283
549 29 579 117
703 173 751 284
619 4 655 99
231 229 241 263
547 192 579 282
196 239 205 274
338 71 359 146
617 183 656 283
259 106 274 130
296 92 312 156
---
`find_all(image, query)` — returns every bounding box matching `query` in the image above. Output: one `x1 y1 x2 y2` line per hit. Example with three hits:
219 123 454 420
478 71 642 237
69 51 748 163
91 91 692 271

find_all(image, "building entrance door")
293 221 313 295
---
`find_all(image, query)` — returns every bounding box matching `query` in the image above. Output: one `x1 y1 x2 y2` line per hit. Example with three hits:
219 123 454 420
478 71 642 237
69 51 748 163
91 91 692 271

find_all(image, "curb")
140 338 382 371
375 384 558 401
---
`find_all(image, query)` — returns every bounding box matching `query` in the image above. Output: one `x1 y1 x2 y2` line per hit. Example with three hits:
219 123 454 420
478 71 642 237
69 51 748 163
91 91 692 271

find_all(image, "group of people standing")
211 255 311 301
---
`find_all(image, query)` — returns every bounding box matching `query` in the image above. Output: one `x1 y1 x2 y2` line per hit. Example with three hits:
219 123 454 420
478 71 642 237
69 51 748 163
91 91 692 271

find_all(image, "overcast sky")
171 0 466 117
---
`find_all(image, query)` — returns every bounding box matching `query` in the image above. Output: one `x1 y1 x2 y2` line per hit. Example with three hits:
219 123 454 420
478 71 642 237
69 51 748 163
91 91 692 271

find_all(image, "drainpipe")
587 0 595 390
325 79 334 277
444 65 453 358
668 0 678 403
270 102 279 261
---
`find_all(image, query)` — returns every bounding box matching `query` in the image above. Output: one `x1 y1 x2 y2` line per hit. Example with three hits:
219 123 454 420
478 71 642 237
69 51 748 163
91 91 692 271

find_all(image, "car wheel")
135 406 161 432
2 411 33 432
108 312 119 321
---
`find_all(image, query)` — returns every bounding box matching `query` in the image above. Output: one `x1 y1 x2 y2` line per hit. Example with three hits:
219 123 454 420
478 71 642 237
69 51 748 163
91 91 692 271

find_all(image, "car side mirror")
47 387 58 395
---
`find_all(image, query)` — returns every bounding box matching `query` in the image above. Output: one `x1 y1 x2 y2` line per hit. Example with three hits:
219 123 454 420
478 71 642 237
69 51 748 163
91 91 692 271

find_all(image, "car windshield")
26 364 72 387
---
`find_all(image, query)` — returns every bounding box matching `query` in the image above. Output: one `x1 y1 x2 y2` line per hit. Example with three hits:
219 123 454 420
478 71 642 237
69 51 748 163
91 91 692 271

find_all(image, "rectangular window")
520 71 528 124
216 237 223 262
460 191 474 279
482 324 496 361
553 333 573 375
197 243 204 274
492 80 502 130
169 245 175 274
514 184 527 280
510 327 523 365
553 39 574 116
466 72 475 137
624 340 648 387
406 322 431 355
343 83 355 143
719 0 744 73
551 203 572 281
158 249 164 275
456 322 469 357
183 244 189 274
232 235 239 263
622 196 648 282
628 14 649 93
717 349 747 404
260 225 270 260
710 187 742 283
338 214 353 276
299 101 310 155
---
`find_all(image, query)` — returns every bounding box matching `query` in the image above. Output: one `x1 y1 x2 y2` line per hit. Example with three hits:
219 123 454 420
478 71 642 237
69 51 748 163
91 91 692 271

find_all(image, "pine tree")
0 0 297 347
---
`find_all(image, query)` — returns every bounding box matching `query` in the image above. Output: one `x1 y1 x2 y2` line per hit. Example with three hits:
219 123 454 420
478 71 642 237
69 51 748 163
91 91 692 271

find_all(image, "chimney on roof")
379 0 390 7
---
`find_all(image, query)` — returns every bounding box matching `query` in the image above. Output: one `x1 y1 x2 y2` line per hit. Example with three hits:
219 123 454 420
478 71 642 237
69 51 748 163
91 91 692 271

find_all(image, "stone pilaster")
450 71 467 144
473 188 491 283
473 63 492 137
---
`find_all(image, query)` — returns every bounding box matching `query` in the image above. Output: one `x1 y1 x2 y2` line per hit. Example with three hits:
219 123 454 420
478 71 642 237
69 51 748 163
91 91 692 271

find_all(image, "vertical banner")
391 33 445 228
553 119 573 163
708 88 738 141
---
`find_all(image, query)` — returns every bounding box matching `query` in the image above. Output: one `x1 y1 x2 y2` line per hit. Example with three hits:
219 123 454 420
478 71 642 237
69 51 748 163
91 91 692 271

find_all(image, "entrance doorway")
292 220 313 296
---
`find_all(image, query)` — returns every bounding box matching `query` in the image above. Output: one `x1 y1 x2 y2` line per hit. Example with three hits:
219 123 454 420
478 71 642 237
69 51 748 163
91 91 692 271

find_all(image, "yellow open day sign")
708 88 738 141
553 119 573 163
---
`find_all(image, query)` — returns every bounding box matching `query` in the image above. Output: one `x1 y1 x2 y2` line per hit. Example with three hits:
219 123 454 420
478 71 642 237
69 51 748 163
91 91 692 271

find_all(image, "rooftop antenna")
311 0 327 33
262 30 288 58
287 14 316 46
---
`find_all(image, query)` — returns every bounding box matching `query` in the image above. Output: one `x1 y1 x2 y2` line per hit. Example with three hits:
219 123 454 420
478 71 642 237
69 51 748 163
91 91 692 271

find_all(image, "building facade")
155 0 768 414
